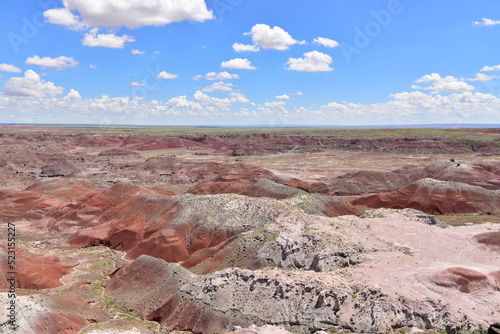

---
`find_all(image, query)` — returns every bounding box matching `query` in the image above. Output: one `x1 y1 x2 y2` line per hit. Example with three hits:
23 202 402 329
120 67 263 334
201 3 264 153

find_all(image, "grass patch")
437 214 500 227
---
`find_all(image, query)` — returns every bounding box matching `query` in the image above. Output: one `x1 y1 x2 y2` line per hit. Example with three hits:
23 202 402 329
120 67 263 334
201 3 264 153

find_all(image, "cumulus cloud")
276 94 290 100
286 51 333 72
474 18 500 26
190 90 249 112
2 85 500 125
229 92 249 103
264 100 287 108
233 43 260 52
313 37 339 48
25 55 79 70
481 64 500 71
43 7 86 30
221 58 256 70
63 89 82 100
3 70 64 97
244 24 304 50
412 73 475 93
131 81 145 86
89 64 97 69
468 73 498 81
202 81 233 92
157 71 178 79
0 64 22 73
194 71 239 81
131 49 145 55
45 0 213 29
82 28 135 48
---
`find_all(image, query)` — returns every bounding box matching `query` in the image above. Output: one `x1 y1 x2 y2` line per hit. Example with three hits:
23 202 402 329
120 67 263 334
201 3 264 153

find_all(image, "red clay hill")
351 178 500 215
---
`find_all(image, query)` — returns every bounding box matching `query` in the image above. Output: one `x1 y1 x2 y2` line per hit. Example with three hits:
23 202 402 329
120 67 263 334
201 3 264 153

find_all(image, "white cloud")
43 7 86 30
157 71 178 79
82 28 135 48
3 70 64 97
0 64 21 73
131 49 145 55
229 92 249 103
413 73 475 93
154 51 161 54
2 85 500 125
221 58 256 70
194 90 232 111
25 55 78 70
195 71 240 81
131 81 145 86
232 43 260 52
46 0 213 29
264 101 287 108
295 91 303 96
64 89 82 100
191 90 249 111
474 18 500 26
480 64 500 71
202 81 233 92
468 73 498 81
286 51 333 72
276 94 290 100
244 24 303 50
313 37 339 48
89 64 97 69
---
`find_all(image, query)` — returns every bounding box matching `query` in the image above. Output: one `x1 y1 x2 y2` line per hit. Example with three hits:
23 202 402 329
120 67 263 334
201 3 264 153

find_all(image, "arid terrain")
0 126 499 334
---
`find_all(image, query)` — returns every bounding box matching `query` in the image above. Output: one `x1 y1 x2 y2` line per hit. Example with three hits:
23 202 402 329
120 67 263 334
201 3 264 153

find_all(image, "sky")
0 0 499 126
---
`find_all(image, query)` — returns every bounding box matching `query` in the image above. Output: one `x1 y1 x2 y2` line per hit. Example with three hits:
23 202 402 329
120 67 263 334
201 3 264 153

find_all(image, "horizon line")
1 123 500 129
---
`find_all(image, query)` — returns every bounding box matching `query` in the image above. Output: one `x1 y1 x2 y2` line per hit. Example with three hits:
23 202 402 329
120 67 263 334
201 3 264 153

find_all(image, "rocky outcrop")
40 160 80 177
97 148 141 158
106 255 460 334
489 323 500 334
0 294 107 334
228 325 293 334
361 208 447 228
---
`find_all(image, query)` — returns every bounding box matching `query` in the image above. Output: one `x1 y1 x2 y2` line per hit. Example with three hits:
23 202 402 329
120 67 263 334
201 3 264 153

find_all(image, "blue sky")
0 0 499 126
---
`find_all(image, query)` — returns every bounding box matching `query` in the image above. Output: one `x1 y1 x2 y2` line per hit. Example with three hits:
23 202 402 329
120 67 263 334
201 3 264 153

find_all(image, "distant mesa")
424 160 500 190
327 165 426 196
186 179 306 200
97 148 142 158
122 136 203 151
141 156 277 185
24 178 104 199
40 160 80 177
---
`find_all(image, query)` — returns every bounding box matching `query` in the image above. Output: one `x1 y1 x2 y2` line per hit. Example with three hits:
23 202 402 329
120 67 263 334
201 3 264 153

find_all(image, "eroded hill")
0 127 499 334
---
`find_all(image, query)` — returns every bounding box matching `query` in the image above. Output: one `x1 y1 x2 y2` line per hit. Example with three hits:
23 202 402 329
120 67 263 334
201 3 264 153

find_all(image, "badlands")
0 126 499 334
